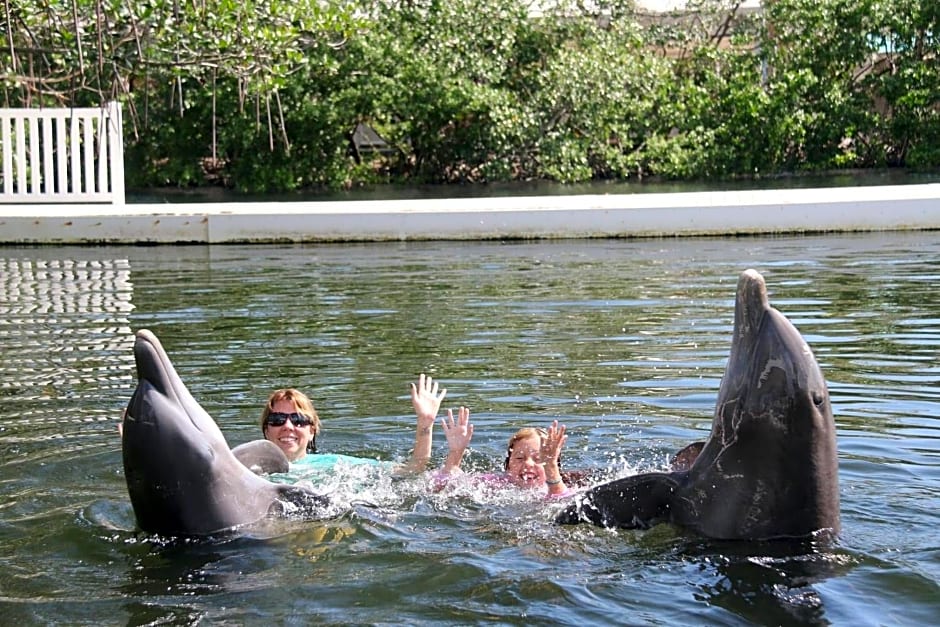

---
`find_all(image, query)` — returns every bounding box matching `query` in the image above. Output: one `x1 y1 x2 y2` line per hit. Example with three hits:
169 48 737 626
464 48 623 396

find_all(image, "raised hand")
401 374 447 474
540 420 567 465
441 406 474 474
411 373 446 431
442 406 473 451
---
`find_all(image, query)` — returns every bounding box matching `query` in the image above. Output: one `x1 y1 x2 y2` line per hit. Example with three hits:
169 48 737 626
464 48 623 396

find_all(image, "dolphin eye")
812 391 825 406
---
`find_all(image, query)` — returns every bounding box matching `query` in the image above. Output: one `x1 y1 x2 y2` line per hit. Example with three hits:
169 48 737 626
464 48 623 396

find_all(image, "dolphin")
556 269 840 540
231 439 291 475
121 329 329 537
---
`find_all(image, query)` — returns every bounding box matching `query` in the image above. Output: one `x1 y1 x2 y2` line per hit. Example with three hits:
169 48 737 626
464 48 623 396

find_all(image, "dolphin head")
122 329 303 537
686 269 840 539
557 269 840 541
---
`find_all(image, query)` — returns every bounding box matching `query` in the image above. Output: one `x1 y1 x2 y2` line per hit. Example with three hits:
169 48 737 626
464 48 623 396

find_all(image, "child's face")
506 435 546 488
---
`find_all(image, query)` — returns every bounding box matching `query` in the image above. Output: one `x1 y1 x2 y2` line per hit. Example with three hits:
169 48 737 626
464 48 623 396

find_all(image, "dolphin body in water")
122 329 329 537
556 269 840 540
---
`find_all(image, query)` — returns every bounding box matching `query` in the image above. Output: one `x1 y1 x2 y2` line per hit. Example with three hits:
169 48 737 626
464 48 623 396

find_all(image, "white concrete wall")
1 183 938 244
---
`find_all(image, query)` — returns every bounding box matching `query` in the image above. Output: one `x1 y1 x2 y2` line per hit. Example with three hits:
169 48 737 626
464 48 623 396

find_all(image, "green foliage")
864 0 940 166
5 0 940 191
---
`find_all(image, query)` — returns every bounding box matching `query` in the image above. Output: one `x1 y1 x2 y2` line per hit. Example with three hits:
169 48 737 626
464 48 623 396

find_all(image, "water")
133 169 940 203
1 233 938 625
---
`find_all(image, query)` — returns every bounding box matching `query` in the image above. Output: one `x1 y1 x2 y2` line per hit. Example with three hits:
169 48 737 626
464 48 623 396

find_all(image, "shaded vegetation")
3 0 938 192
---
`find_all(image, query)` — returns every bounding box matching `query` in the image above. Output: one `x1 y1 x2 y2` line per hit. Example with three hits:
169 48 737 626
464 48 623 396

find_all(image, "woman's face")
505 435 546 488
262 398 314 462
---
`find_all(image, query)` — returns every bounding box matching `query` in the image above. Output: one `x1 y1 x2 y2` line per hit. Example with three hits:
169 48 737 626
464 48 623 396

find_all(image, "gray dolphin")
556 269 840 540
122 329 329 537
232 439 291 475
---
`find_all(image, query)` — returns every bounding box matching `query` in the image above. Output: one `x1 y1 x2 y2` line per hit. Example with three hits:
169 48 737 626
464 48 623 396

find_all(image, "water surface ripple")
1 233 938 625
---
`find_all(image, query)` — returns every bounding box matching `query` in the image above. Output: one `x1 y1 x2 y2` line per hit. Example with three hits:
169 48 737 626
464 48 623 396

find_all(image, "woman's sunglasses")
264 412 313 428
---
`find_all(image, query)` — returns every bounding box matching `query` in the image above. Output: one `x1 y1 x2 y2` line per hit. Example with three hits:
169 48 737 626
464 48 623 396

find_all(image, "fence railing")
0 102 124 204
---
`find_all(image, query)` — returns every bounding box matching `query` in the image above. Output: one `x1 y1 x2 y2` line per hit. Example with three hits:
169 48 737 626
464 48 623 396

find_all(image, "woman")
435 406 573 497
260 387 321 462
261 373 446 474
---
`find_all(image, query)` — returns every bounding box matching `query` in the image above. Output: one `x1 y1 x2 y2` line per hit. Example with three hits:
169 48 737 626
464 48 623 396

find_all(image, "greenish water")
130 169 940 203
1 233 939 625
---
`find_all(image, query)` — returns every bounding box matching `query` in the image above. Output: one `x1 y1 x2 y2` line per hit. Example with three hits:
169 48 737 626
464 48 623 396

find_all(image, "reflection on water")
0 257 135 402
1 233 939 624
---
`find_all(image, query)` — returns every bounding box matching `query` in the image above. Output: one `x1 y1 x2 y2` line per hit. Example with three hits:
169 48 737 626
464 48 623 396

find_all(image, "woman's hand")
411 373 446 432
401 374 447 474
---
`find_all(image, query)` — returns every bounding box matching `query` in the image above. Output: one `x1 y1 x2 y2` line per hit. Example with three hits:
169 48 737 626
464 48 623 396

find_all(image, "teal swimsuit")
275 453 393 485
291 453 387 469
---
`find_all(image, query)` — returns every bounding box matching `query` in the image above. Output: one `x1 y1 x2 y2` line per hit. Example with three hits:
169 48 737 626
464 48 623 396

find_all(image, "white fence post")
106 101 125 205
0 102 125 204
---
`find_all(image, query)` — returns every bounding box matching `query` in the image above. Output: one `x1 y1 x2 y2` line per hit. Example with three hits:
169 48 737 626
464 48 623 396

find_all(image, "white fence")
0 102 124 204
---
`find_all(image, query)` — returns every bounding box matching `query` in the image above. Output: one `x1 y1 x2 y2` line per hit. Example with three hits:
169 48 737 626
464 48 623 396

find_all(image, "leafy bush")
6 0 939 192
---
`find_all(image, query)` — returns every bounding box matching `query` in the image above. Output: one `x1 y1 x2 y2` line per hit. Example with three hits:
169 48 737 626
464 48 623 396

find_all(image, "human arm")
540 420 569 496
439 406 474 476
400 373 446 474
